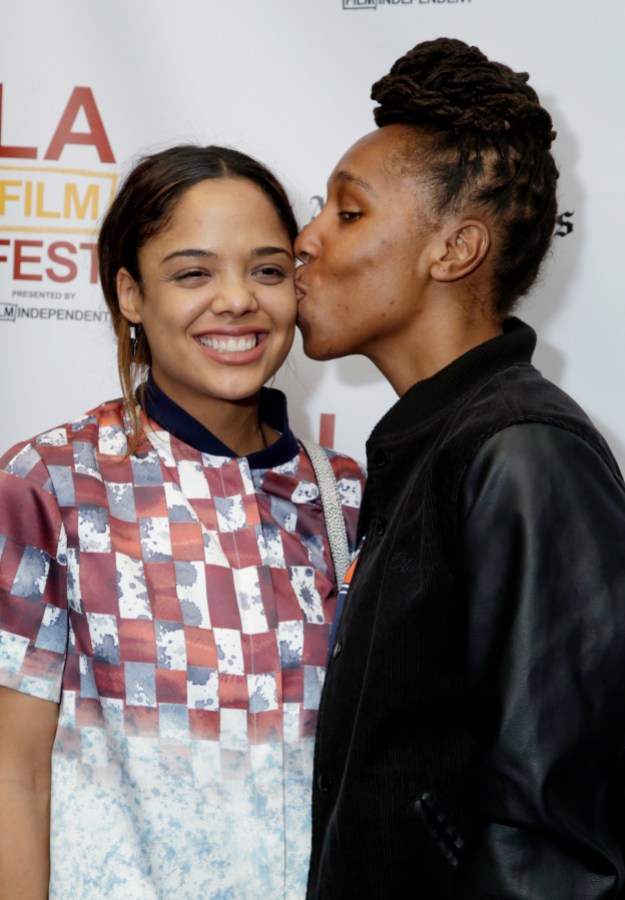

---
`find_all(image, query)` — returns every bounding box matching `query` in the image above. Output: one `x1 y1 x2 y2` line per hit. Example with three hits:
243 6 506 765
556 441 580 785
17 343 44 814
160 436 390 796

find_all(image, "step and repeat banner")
1 0 624 467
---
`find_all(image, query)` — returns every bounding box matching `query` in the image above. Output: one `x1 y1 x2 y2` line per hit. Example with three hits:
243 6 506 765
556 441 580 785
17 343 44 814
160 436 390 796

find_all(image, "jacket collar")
369 318 536 443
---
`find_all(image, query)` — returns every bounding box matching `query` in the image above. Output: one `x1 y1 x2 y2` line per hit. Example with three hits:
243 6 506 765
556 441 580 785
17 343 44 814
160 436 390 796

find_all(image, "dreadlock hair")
98 144 298 449
371 37 559 317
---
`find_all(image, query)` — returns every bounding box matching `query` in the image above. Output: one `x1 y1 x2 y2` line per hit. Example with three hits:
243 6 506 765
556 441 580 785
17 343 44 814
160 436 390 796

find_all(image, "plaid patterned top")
0 390 364 899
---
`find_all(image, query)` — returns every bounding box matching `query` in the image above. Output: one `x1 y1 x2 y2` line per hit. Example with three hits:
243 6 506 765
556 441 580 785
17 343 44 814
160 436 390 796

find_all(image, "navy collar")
141 373 300 469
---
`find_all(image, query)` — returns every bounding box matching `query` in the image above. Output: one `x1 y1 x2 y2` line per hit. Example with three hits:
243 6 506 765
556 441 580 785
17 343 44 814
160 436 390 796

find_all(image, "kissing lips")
294 277 307 303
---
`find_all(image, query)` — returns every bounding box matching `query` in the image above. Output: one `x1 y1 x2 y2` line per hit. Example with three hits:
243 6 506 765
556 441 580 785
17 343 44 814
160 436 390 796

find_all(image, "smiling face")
117 177 296 425
295 125 449 375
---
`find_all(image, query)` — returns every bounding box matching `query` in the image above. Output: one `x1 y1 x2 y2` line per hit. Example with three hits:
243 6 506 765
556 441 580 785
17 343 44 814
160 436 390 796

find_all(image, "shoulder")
0 399 129 502
435 362 621 498
461 421 625 517
0 399 127 471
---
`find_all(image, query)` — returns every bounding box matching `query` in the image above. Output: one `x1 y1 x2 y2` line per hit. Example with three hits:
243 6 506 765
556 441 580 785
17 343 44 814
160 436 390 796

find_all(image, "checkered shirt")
0 397 364 899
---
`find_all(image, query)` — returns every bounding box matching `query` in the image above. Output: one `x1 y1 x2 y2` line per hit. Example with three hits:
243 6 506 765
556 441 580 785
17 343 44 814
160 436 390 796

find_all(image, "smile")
197 334 260 353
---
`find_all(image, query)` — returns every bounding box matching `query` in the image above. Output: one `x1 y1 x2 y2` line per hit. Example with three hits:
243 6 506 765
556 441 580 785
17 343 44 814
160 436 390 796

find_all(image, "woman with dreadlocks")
295 37 625 898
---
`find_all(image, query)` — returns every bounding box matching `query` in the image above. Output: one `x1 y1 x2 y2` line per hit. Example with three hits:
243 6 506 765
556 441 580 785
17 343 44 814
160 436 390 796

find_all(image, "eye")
338 210 362 222
253 265 291 284
172 268 210 284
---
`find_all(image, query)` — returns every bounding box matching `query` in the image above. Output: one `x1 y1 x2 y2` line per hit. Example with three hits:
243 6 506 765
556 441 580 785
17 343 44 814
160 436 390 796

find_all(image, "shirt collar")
141 373 299 469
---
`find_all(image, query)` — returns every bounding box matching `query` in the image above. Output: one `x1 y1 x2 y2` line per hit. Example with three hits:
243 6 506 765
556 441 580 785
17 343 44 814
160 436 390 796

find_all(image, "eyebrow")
332 169 378 197
161 245 293 264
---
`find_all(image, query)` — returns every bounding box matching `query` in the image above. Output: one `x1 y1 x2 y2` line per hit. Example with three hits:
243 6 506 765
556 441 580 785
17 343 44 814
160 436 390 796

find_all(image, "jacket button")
376 518 388 536
374 449 390 468
318 773 334 792
332 641 343 659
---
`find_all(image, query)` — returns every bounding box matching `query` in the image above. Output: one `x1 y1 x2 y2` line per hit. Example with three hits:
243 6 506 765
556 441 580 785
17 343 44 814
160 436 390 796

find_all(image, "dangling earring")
130 323 140 358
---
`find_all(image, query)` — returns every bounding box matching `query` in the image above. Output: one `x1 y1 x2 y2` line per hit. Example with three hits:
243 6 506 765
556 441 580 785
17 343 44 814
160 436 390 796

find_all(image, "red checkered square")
184 625 218 668
99 457 134 484
109 518 142 556
144 562 183 622
219 673 248 709
241 631 280 674
220 530 263 568
92 660 126 699
73 472 108 507
156 668 188 704
205 466 245 499
118 619 157 664
205 567 240 629
79 553 119 616
241 494 261 527
169 521 205 561
1 591 47 643
134 485 169 518
268 568 302 621
282 668 303 703
188 499 219 530
188 708 220 741
30 444 70 468
63 652 80 692
302 623 332 667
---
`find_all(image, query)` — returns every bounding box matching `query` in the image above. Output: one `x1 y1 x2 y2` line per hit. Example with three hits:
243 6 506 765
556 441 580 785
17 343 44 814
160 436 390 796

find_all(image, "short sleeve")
0 445 68 703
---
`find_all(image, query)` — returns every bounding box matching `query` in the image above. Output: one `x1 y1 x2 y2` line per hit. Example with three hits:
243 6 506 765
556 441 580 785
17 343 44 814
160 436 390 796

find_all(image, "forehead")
168 178 282 227
329 125 423 189
141 177 291 258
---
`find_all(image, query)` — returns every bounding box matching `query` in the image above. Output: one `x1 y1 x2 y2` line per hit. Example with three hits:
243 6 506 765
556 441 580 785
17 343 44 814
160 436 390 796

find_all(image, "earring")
130 323 140 358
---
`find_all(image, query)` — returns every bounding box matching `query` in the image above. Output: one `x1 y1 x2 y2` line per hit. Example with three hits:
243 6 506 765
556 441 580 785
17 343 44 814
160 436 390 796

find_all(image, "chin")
301 340 345 362
297 323 335 362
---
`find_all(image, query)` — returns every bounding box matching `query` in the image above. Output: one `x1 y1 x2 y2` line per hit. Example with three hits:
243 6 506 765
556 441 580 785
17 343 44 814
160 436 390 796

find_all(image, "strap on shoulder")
300 439 351 586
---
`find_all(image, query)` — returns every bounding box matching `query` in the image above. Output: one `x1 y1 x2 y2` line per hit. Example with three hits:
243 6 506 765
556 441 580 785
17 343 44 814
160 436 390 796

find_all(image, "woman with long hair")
0 144 364 898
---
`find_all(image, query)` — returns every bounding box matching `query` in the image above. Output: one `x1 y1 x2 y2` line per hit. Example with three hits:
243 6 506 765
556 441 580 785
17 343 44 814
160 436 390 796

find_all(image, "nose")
211 273 259 316
295 218 322 265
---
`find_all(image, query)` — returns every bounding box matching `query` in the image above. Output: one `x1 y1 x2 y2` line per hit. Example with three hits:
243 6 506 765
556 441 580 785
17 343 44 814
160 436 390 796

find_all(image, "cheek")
145 294 207 331
266 289 297 328
328 240 384 284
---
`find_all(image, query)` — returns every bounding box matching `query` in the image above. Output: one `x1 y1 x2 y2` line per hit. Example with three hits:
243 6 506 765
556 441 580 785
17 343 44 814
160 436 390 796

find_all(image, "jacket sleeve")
455 422 625 898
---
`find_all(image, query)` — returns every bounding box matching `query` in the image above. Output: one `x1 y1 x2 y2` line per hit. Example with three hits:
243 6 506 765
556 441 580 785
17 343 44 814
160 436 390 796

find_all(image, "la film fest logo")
0 84 116 324
343 0 472 9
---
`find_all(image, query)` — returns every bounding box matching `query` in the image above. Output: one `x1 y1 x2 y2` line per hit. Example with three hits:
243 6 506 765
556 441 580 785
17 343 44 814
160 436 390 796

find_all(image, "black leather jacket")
307 320 625 898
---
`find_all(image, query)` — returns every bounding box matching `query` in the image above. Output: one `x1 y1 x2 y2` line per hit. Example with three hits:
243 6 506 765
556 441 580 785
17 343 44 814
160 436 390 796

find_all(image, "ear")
116 268 143 323
430 220 491 283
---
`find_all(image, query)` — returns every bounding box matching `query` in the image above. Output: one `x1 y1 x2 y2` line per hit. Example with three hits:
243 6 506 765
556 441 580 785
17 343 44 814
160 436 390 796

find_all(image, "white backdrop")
1 0 624 470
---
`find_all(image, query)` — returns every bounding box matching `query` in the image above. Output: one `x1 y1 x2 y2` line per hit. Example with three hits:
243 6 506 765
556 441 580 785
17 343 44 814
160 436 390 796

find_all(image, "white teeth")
199 335 257 353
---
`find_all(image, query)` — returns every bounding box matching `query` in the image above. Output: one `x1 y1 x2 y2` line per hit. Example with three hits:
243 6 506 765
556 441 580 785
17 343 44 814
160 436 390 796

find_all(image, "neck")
206 400 273 456
148 375 275 456
371 292 503 396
